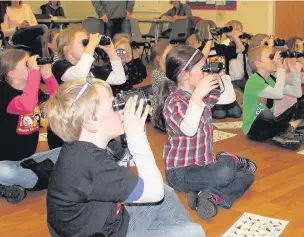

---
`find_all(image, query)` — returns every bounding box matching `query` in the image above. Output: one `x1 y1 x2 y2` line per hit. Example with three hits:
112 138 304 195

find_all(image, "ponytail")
153 78 173 131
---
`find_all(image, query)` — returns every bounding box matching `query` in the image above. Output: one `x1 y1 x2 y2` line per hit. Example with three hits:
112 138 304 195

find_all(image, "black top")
0 81 48 161
44 4 65 17
208 43 238 75
47 141 138 237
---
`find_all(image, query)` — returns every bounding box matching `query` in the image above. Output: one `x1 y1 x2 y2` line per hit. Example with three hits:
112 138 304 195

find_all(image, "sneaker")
216 152 257 173
0 184 27 204
272 126 300 150
187 191 218 219
294 131 304 144
196 191 218 219
237 156 257 173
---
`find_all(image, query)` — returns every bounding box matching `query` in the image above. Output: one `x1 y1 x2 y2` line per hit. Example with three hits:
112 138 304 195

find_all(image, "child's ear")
83 119 99 133
63 45 70 57
7 70 15 79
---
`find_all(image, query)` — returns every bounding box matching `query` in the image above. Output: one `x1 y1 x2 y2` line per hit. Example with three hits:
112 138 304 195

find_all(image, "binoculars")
269 50 304 59
210 26 233 36
239 32 252 40
82 35 111 47
112 88 151 112
37 57 53 65
202 62 224 74
265 38 286 47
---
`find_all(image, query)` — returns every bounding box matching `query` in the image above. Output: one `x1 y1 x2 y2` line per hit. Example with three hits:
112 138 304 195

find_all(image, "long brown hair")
153 45 203 130
41 28 60 58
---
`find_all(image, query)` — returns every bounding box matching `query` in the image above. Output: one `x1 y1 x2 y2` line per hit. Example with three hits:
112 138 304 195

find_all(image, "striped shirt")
163 87 220 170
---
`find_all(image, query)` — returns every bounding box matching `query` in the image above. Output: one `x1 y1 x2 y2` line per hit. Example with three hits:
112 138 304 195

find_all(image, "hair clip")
70 79 94 108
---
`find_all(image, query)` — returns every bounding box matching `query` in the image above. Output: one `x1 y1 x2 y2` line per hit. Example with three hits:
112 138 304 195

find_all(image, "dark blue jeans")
166 155 254 209
212 101 242 119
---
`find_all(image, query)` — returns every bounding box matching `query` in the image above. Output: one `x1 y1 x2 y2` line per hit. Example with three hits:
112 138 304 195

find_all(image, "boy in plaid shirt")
154 45 257 219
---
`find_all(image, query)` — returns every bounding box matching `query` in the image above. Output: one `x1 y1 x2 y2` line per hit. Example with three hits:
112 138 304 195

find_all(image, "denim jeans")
12 24 48 55
212 101 242 119
125 185 205 237
166 155 254 209
0 148 60 189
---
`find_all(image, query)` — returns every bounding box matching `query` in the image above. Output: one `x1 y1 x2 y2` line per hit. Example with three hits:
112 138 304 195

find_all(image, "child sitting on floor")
154 45 256 219
243 46 304 150
44 78 205 237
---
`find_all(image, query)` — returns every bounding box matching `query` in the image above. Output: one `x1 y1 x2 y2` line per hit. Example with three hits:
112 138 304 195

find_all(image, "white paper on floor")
221 212 289 237
39 133 47 142
297 149 304 155
213 130 237 143
213 121 243 130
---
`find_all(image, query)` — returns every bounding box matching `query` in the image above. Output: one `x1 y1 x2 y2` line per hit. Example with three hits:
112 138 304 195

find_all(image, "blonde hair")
114 38 132 64
248 46 272 72
249 34 269 50
226 20 243 32
0 49 27 81
57 24 87 60
113 33 130 43
44 79 111 142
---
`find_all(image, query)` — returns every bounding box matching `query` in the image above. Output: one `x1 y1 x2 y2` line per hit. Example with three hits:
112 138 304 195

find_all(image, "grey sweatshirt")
91 1 135 19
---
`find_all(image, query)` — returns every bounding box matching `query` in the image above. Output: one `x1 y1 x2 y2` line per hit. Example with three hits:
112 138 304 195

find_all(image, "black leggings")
247 100 304 141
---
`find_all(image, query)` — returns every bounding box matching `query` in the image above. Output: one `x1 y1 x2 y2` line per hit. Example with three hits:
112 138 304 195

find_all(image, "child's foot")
217 152 257 173
0 184 27 204
187 191 218 219
272 127 300 150
236 156 257 173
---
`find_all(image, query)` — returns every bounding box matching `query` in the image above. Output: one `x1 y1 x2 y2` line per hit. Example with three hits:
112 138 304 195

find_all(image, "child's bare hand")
88 33 102 49
273 51 283 68
286 58 298 72
27 55 39 70
192 74 219 104
40 64 52 80
99 42 120 61
124 95 150 136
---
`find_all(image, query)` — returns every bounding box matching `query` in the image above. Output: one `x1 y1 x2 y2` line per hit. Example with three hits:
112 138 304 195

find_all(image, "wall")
25 1 275 35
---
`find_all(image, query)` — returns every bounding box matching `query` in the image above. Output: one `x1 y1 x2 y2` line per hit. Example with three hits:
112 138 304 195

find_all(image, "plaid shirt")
163 87 220 170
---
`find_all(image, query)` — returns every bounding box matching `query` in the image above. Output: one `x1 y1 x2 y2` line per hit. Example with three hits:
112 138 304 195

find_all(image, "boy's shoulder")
58 141 115 171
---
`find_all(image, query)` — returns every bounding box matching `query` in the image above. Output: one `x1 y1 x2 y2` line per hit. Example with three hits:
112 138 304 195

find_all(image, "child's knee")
214 166 235 185
212 110 227 119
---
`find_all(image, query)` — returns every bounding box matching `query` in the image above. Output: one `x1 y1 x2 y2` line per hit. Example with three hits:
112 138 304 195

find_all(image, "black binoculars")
202 62 224 74
269 50 304 60
210 26 233 36
82 35 111 47
239 32 252 40
37 57 53 65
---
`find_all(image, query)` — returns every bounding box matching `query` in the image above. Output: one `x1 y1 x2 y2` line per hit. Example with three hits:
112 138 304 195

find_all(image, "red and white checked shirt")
163 87 220 170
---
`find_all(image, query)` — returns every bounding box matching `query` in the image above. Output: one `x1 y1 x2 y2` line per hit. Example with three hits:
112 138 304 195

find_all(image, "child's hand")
273 51 283 69
40 64 52 80
27 55 39 70
123 95 150 136
88 33 102 49
286 58 297 72
192 74 219 105
99 42 120 61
